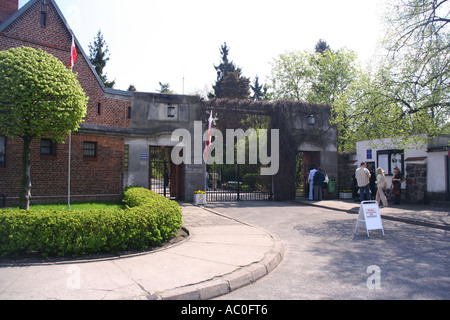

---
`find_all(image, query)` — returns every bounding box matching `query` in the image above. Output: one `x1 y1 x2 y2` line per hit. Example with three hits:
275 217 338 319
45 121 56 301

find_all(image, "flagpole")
205 110 213 163
68 35 76 209
68 131 71 210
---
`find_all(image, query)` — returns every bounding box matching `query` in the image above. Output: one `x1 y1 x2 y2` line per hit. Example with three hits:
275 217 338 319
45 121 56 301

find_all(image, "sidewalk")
295 198 450 231
0 203 284 300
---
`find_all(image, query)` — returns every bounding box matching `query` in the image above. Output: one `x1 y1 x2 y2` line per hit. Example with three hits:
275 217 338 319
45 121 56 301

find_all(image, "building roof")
0 0 132 98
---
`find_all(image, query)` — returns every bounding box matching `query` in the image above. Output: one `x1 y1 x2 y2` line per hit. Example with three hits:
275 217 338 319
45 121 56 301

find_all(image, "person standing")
355 162 372 201
375 168 389 207
322 170 329 200
308 166 317 200
205 171 210 191
313 168 325 201
369 168 377 200
391 166 403 205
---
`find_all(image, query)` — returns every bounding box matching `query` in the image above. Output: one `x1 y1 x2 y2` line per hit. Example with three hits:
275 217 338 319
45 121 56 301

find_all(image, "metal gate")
149 147 181 200
206 163 272 202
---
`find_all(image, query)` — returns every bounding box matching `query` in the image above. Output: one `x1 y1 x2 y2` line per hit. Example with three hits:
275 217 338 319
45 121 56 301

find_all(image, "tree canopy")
89 30 116 88
211 42 250 99
0 46 88 209
332 0 450 150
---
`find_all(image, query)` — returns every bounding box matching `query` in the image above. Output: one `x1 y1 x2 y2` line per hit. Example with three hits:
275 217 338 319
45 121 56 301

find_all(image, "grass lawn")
6 201 125 211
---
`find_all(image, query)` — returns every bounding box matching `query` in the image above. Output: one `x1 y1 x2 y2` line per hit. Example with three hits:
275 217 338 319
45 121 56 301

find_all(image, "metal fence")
149 147 180 200
206 163 272 202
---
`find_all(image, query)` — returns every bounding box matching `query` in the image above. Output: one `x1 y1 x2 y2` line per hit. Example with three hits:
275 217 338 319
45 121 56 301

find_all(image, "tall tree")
269 50 314 101
212 42 250 99
250 75 268 101
314 39 331 54
334 0 450 150
308 48 358 105
157 82 173 94
380 0 450 138
0 47 88 209
89 30 115 88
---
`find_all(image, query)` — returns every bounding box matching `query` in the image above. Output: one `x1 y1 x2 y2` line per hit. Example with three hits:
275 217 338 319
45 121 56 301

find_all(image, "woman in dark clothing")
369 168 377 200
391 166 403 204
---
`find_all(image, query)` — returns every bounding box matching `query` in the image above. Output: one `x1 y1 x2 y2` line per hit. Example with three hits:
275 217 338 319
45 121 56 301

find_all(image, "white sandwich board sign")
354 201 385 238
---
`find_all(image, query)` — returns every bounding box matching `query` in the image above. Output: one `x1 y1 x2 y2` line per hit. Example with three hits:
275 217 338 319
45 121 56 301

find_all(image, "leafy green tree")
0 47 88 209
269 47 359 150
212 42 250 99
308 48 358 106
269 50 314 101
379 0 450 139
333 0 450 150
89 30 115 88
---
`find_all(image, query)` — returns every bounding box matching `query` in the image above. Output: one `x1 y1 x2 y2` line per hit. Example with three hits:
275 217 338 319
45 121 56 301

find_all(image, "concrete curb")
155 207 286 300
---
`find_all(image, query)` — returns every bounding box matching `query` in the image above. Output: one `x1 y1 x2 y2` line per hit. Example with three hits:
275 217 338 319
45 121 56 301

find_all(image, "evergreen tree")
314 39 331 54
250 75 268 101
212 42 250 99
89 30 115 88
158 82 173 94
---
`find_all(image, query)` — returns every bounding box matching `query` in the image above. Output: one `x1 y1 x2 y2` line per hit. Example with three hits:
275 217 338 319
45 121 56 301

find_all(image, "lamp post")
308 115 315 126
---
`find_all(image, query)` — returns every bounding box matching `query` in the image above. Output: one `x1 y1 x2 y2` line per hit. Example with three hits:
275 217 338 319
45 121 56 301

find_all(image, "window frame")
0 136 6 168
83 141 98 159
40 138 57 157
377 149 405 176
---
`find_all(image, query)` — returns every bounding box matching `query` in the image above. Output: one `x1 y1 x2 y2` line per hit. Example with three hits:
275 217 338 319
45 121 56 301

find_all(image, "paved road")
206 201 450 300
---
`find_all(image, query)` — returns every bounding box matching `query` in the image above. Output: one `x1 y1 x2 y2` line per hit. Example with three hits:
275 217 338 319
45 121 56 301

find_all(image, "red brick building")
0 0 132 205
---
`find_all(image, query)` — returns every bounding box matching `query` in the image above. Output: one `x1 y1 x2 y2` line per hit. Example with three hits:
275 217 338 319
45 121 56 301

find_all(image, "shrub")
243 173 258 190
0 188 183 258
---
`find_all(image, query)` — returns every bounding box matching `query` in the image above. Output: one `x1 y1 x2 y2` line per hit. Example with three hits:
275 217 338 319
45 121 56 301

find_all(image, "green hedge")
0 188 183 258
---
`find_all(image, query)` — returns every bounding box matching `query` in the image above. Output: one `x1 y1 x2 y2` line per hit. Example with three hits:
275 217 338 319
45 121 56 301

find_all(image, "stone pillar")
405 163 428 204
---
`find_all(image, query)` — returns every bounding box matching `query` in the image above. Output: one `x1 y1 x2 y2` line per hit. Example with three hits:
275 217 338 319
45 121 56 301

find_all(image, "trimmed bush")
243 173 258 190
0 188 183 258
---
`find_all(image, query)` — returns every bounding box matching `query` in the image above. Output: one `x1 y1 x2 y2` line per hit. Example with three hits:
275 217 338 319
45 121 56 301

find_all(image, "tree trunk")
19 136 32 210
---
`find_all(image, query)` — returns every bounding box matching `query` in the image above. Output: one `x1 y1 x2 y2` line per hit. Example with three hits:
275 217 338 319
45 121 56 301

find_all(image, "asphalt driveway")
206 201 450 300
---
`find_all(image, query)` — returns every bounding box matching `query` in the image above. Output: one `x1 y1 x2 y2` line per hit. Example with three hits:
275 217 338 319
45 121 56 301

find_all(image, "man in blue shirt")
313 168 326 201
307 166 318 200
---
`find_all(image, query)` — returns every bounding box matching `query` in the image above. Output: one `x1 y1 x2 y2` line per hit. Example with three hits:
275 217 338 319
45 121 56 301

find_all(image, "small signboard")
141 154 148 160
354 201 385 238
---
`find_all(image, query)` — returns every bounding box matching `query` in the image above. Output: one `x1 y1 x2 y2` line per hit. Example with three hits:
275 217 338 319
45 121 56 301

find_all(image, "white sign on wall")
354 201 385 238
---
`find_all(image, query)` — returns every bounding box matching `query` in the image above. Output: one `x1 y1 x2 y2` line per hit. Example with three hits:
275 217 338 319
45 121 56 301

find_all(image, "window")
367 149 373 160
0 136 6 168
128 107 132 119
83 142 97 159
40 139 57 157
40 11 46 27
377 149 404 175
124 144 129 171
167 105 176 118
97 103 101 115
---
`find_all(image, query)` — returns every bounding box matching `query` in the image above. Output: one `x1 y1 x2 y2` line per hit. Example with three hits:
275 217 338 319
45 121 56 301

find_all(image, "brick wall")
0 0 131 206
0 134 125 206
0 0 18 23
0 1 132 128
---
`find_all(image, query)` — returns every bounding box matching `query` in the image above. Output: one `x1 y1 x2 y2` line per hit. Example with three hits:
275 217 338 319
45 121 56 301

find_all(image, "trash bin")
328 179 336 194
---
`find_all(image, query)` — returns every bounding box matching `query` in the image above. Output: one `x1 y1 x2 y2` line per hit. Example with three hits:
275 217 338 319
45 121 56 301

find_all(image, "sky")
19 0 388 96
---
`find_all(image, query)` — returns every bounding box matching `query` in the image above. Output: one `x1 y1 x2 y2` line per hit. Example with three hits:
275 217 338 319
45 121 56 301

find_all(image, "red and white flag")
70 36 77 70
205 111 214 162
